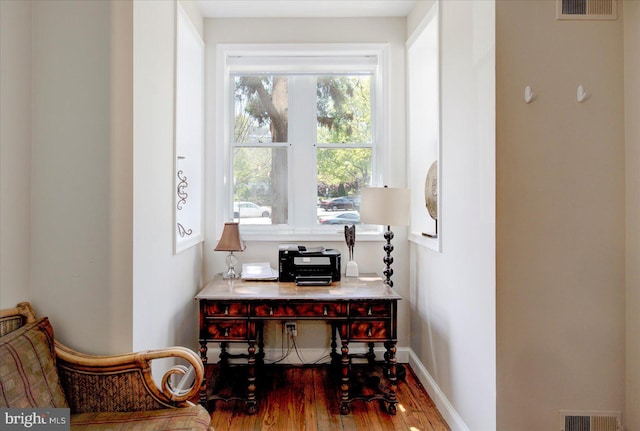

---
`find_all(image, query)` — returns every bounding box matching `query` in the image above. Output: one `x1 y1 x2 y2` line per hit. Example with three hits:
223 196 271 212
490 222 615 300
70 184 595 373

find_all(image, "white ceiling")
191 0 418 18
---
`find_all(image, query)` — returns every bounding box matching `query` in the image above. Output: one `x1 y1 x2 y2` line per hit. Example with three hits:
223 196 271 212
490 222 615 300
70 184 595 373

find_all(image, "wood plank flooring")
205 363 450 431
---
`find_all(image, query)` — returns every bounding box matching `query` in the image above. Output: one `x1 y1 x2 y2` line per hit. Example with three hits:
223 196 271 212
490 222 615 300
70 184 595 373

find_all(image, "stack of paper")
241 262 278 280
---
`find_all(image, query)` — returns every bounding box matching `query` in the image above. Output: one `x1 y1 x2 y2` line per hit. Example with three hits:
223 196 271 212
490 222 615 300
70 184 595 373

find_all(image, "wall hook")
524 85 535 104
577 85 588 103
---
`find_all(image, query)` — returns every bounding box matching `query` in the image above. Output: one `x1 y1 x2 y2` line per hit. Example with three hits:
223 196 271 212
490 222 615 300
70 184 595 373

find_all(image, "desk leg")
219 341 229 367
367 342 376 365
198 341 208 408
384 340 398 415
257 323 265 366
340 340 350 415
330 324 339 366
246 341 257 415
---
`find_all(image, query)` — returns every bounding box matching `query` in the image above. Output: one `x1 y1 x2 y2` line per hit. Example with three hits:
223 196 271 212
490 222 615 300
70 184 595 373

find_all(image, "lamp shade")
214 222 246 252
359 187 410 226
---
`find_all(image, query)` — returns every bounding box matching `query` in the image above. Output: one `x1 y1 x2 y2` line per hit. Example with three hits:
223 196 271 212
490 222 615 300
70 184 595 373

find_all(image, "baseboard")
408 349 470 431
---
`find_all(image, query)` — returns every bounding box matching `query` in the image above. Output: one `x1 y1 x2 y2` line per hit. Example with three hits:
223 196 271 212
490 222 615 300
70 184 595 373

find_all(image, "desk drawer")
203 302 247 317
349 320 388 340
204 320 248 340
252 302 346 318
350 301 391 318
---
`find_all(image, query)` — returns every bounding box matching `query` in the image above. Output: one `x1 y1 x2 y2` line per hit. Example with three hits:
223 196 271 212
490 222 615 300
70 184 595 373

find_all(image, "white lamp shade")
359 187 410 226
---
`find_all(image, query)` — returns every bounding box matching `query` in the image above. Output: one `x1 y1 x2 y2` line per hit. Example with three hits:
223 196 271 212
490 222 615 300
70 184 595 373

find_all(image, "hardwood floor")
204 363 450 431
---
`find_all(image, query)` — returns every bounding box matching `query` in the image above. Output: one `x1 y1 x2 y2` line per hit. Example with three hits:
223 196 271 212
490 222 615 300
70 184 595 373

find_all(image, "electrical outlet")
285 321 297 337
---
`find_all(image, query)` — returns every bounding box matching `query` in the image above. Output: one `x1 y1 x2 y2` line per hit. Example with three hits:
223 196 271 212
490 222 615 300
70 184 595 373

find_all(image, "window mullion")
288 75 318 228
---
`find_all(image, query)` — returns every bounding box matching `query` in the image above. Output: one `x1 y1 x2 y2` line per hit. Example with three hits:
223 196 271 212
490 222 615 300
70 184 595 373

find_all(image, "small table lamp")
359 186 409 288
214 222 246 279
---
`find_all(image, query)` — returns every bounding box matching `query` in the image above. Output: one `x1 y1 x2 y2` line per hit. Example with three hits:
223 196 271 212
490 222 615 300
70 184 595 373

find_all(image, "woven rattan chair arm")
55 341 204 406
0 302 37 322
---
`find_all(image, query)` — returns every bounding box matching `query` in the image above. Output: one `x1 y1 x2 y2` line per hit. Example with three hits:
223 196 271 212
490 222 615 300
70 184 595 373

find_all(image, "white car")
234 201 271 218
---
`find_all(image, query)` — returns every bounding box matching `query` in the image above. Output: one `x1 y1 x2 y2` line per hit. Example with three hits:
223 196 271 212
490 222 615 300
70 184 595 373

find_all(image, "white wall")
1 0 202 361
28 0 133 354
496 1 626 430
132 0 204 355
203 17 410 360
408 1 496 430
0 0 32 307
624 1 640 429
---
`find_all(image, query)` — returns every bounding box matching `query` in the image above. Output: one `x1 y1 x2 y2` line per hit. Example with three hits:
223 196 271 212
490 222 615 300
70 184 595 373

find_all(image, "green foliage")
317 148 371 198
317 75 371 144
233 147 272 204
233 74 373 204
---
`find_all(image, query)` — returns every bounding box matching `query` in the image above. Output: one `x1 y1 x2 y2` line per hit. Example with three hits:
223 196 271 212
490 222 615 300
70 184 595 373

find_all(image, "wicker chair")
0 302 212 431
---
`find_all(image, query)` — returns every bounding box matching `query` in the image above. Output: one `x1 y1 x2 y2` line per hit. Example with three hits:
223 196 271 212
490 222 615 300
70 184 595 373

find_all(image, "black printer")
278 244 341 285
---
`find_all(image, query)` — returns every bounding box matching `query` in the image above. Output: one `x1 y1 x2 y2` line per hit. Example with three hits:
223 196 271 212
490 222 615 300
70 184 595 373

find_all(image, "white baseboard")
408 349 470 431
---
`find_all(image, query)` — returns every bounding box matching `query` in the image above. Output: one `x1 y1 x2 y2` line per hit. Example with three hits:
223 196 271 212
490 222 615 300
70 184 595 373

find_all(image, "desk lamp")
359 186 409 288
214 222 246 279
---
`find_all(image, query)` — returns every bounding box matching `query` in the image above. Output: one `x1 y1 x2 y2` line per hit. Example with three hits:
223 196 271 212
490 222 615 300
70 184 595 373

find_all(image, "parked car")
319 212 361 225
344 196 361 210
318 197 354 211
234 201 271 218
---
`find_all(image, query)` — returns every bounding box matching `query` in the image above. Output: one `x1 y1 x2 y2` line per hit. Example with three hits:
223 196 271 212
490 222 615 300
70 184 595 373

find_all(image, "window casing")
215 44 389 240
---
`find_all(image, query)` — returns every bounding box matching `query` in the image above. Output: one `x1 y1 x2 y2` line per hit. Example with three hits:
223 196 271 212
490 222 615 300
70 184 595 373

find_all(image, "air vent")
557 0 617 20
560 411 622 431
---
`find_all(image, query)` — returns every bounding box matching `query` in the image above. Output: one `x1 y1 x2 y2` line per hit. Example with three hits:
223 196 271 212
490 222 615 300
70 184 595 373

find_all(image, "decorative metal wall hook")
577 85 588 103
524 85 535 104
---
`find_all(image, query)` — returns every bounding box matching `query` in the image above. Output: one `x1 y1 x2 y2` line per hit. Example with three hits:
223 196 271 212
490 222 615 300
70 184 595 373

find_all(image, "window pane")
233 147 288 225
317 148 371 224
317 76 371 144
234 76 289 144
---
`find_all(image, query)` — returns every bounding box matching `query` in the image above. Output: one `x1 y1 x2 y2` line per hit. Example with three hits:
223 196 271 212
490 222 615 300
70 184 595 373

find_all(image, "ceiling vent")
560 411 622 431
557 0 617 20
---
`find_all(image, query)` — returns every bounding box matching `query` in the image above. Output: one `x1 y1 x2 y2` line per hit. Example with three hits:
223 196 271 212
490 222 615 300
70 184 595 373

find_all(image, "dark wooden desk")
195 275 401 415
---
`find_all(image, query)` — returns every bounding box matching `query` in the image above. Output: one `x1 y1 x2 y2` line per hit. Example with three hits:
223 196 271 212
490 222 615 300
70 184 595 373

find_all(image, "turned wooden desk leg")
219 341 229 367
330 324 339 366
198 341 208 408
384 340 398 415
246 341 257 415
257 323 265 366
367 342 376 364
340 340 350 415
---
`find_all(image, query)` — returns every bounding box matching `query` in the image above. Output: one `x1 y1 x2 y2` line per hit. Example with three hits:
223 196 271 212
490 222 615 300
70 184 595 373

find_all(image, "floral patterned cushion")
70 406 212 431
0 317 69 408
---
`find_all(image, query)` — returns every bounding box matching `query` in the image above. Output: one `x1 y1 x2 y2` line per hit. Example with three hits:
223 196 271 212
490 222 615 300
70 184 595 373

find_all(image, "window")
217 44 388 238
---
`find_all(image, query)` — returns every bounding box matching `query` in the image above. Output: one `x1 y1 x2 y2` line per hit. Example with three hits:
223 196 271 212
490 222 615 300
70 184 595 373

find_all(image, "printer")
278 244 341 285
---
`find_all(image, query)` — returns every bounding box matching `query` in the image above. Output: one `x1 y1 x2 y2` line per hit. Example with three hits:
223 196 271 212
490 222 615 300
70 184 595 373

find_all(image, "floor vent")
556 0 617 20
560 411 622 431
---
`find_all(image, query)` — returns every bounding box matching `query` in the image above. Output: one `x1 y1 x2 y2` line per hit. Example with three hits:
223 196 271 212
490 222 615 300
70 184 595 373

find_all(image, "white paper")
241 262 278 280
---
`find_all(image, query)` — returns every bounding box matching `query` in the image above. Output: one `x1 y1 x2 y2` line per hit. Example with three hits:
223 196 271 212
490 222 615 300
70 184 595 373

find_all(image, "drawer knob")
224 306 229 315
367 306 373 316
367 327 373 337
323 306 328 316
269 307 274 316
223 328 230 337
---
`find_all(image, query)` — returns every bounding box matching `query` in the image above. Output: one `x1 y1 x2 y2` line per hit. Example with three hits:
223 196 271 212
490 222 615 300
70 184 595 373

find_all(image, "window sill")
408 231 441 252
239 227 386 243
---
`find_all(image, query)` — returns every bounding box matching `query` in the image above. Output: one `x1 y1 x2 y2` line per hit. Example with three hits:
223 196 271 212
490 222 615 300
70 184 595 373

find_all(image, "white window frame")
215 44 390 241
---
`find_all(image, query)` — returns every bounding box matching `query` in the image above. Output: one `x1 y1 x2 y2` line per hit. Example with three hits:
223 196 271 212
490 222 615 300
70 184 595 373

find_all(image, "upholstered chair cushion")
69 406 212 431
0 317 69 408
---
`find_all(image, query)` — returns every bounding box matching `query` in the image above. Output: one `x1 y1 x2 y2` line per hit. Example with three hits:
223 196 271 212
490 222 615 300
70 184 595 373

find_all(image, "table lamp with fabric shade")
359 186 409 288
214 222 246 279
